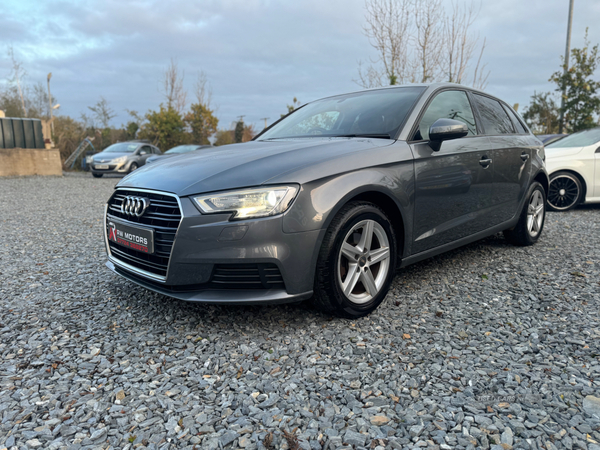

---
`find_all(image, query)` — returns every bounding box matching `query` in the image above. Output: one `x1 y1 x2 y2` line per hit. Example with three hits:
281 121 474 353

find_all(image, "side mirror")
428 118 469 152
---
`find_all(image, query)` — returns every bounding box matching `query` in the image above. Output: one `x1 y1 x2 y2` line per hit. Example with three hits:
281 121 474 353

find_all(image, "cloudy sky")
1 0 599 132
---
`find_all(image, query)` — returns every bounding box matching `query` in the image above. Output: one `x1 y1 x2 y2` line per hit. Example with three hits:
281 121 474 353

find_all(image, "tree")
138 106 186 150
7 46 27 116
234 120 245 143
522 92 560 134
214 129 234 146
88 97 115 129
413 0 444 83
215 123 255 146
356 0 489 89
280 97 302 118
550 31 600 133
184 71 218 144
124 110 144 140
242 124 256 142
160 58 187 114
357 0 411 86
185 103 218 145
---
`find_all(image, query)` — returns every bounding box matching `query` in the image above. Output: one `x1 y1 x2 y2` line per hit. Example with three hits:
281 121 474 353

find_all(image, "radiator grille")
106 189 181 278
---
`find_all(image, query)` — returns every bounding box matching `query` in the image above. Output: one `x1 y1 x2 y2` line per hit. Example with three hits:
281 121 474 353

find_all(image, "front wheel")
313 202 397 318
129 162 139 173
547 171 583 211
503 181 546 246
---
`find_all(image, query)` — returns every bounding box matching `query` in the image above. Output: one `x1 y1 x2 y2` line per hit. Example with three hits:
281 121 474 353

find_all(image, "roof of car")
314 82 492 104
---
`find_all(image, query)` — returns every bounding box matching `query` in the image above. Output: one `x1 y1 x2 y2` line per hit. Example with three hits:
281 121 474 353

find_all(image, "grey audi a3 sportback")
104 83 548 318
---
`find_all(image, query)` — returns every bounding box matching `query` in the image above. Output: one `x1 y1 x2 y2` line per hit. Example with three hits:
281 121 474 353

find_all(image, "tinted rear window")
472 94 515 135
502 104 529 134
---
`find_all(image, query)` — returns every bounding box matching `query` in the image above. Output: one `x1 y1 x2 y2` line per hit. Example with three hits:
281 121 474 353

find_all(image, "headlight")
193 186 298 220
112 156 127 164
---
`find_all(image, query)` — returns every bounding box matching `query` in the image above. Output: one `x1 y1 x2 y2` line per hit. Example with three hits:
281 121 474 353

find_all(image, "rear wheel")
504 181 546 246
313 202 397 318
547 171 583 211
92 173 103 178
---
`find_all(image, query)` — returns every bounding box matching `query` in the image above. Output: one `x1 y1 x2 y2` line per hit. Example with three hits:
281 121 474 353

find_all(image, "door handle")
479 157 492 168
521 153 530 161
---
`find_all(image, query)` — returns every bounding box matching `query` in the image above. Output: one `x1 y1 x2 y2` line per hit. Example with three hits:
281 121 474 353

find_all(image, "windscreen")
547 128 600 148
258 87 425 140
104 143 138 153
166 145 199 154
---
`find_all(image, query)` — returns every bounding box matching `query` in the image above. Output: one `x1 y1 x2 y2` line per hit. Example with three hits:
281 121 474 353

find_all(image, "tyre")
313 201 397 318
503 181 546 246
547 171 583 211
129 162 139 172
92 173 103 178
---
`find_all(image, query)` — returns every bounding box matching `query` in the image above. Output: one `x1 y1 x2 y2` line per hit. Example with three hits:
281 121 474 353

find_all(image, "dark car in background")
103 83 548 318
146 144 213 164
91 141 161 178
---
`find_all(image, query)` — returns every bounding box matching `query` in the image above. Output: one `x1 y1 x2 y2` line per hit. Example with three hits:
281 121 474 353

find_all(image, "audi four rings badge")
121 196 150 217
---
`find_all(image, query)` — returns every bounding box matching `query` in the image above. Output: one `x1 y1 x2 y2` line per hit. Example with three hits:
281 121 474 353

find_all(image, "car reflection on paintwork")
146 145 213 165
416 165 472 196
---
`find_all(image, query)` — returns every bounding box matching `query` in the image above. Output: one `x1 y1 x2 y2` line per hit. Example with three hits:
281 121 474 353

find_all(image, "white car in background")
545 127 600 211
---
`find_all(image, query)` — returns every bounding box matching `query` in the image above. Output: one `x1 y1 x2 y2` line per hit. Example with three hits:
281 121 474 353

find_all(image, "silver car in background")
91 142 161 178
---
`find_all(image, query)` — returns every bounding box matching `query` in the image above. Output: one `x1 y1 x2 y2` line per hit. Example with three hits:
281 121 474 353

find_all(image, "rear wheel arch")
533 170 549 196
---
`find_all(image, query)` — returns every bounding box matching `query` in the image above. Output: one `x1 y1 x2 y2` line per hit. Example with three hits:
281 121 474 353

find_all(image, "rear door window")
502 104 529 134
472 94 515 135
416 90 477 140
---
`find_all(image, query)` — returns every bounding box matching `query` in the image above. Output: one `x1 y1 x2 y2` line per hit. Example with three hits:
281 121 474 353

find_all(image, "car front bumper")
91 162 131 174
104 192 319 304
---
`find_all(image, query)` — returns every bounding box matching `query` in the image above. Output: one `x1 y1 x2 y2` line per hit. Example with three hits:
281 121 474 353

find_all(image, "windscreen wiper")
330 134 392 139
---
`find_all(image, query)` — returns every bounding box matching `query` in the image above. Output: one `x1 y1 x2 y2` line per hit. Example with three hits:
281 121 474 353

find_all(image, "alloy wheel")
337 219 391 305
527 190 544 237
548 175 580 211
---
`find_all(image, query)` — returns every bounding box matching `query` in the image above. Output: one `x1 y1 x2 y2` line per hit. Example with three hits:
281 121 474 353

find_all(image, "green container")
23 119 36 148
1 119 14 148
12 119 26 148
33 119 44 149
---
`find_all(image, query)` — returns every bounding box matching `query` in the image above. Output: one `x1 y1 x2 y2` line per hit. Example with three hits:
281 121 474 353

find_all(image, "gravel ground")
1 174 599 450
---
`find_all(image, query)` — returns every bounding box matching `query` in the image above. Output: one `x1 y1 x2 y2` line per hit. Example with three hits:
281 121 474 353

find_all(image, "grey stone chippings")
0 174 599 449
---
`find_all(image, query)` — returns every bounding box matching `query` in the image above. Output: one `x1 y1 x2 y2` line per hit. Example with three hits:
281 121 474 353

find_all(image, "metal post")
559 0 574 134
47 73 54 135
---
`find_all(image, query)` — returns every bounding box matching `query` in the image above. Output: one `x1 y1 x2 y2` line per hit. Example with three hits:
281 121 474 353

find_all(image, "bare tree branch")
413 0 444 83
7 46 27 117
358 0 489 89
354 60 386 88
361 0 412 86
472 37 490 90
160 58 187 113
194 70 212 107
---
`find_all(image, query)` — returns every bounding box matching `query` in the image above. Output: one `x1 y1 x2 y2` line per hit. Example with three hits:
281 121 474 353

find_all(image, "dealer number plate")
107 219 154 254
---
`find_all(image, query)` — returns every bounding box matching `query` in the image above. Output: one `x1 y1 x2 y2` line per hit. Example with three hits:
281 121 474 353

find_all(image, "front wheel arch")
549 169 587 201
548 170 586 211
